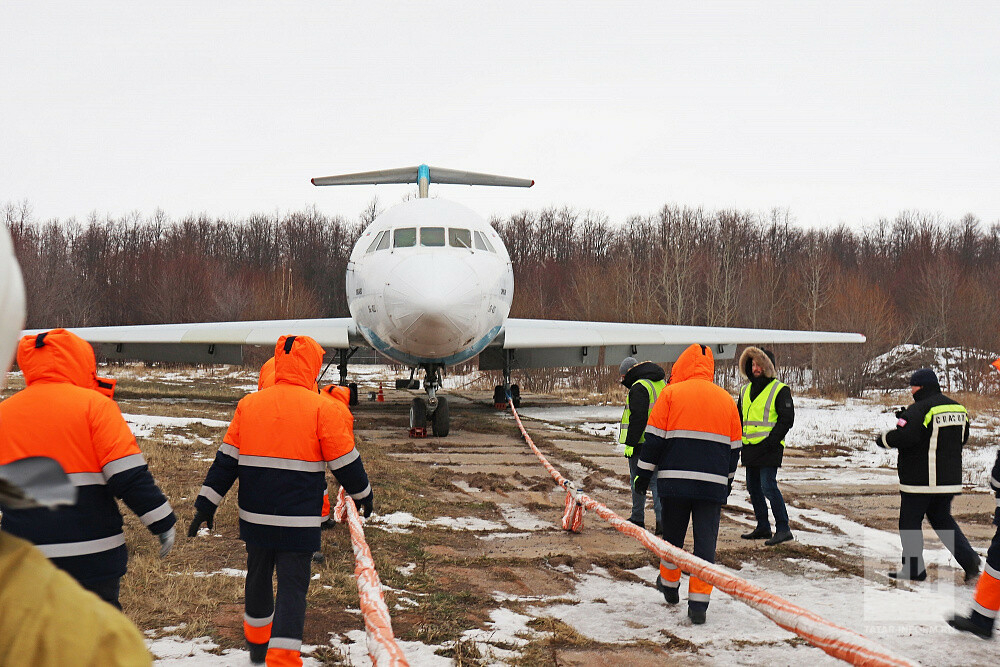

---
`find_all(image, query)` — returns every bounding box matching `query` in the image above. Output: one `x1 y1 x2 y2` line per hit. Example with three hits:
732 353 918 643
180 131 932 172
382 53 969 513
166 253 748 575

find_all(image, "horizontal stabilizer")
311 165 533 189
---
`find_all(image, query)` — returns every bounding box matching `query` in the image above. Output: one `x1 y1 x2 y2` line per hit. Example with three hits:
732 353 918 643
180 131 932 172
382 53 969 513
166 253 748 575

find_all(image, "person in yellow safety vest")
737 347 795 546
618 357 666 534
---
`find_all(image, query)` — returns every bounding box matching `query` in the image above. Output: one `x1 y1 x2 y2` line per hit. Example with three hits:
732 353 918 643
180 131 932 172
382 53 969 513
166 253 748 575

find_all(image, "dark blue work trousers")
660 497 721 613
245 545 312 653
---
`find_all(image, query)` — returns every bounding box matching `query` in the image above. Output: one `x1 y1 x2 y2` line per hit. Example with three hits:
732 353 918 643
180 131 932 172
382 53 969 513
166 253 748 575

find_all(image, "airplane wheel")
493 385 506 405
348 382 358 406
410 398 427 429
432 397 450 437
510 383 521 408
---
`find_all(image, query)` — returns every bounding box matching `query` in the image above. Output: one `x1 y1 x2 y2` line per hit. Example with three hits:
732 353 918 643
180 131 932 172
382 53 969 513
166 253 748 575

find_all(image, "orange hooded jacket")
0 329 176 584
195 335 370 552
636 343 742 504
257 356 339 520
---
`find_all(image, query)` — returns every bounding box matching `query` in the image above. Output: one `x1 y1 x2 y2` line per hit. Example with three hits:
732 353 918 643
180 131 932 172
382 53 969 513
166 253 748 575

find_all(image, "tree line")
6 199 1000 396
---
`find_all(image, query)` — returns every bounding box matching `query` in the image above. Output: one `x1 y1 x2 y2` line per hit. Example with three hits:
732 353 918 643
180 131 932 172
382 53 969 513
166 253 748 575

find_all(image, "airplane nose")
383 254 481 352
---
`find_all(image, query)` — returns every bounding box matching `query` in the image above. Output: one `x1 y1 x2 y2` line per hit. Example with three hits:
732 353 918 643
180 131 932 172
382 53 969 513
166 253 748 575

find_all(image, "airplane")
24 165 865 436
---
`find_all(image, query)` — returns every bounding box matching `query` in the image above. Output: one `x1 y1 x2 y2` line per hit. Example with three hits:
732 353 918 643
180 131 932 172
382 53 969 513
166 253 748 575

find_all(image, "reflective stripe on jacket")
637 344 742 503
0 329 176 583
740 379 788 446
882 387 968 493
195 335 371 552
619 378 666 445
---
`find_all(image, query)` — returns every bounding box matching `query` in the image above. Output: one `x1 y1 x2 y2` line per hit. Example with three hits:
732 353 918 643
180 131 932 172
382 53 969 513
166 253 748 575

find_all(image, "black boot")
887 569 926 581
655 575 679 604
247 641 267 664
948 613 994 639
741 526 772 540
687 607 706 624
765 530 793 546
964 556 982 584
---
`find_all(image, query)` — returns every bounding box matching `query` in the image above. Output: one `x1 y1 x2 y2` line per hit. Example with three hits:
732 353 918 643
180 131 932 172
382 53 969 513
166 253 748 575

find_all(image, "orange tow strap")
508 401 916 667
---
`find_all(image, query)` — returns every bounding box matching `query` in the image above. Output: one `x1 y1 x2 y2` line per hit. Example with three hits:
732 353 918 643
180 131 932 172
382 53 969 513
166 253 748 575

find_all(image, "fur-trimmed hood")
739 346 776 381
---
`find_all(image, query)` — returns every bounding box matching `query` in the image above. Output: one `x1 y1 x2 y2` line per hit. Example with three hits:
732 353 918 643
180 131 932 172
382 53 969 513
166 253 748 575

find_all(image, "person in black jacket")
737 347 794 546
877 368 980 581
617 358 666 533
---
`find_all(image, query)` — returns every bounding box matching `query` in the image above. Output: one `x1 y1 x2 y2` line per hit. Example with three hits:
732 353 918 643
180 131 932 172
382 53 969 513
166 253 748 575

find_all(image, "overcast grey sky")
3 1 999 229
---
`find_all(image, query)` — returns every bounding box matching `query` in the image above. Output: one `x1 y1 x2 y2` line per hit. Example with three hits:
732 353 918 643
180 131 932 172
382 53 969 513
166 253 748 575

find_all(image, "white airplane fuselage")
346 198 513 366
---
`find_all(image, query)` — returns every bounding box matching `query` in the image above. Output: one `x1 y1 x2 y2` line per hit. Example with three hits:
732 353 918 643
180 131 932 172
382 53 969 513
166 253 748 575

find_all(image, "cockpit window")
449 228 472 248
474 231 497 253
365 231 384 254
393 227 416 248
420 227 446 247
375 230 390 251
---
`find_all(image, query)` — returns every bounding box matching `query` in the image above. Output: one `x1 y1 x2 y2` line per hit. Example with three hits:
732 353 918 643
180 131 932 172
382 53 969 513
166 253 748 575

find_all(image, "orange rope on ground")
508 402 917 667
333 488 410 667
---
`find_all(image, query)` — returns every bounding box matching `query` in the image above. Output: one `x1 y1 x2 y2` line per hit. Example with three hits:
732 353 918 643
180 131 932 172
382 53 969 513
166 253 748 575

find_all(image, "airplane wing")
23 318 361 364
479 318 866 370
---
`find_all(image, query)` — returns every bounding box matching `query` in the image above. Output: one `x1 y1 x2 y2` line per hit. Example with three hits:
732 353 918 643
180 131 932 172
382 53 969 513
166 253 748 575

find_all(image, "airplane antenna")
311 164 534 198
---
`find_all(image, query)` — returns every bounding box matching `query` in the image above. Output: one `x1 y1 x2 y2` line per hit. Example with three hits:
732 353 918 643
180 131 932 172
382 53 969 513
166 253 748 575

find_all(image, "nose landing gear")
408 364 449 437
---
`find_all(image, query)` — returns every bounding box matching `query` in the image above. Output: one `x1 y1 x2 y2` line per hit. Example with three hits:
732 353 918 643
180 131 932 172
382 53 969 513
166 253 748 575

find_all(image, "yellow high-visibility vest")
619 378 666 445
740 379 788 446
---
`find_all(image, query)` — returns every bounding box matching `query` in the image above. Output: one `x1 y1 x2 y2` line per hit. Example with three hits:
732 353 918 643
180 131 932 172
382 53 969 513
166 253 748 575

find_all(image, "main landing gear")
330 348 359 405
408 364 449 437
493 350 520 409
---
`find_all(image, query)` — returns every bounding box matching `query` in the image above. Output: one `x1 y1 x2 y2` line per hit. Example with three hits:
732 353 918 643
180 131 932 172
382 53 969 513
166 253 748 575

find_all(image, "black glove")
187 509 214 537
632 475 650 496
894 408 906 419
357 494 374 518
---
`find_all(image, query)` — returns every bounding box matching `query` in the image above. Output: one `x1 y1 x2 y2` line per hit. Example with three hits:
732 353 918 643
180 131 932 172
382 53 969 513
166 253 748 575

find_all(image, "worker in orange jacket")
257 357 337 553
190 335 373 667
632 343 742 625
0 229 156 664
949 359 1000 639
0 328 177 608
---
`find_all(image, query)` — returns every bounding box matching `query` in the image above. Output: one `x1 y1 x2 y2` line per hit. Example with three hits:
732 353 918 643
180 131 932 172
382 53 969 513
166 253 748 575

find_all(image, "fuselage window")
365 231 384 254
449 228 472 248
394 227 417 248
375 230 390 251
474 231 497 253
420 227 446 247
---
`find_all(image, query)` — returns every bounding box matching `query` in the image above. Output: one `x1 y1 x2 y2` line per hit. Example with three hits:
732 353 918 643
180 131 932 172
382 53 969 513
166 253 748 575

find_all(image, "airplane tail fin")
311 164 533 198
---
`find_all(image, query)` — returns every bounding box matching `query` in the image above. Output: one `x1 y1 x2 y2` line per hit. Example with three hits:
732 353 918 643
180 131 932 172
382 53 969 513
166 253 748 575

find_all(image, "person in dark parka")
737 347 794 545
877 368 980 582
617 357 666 533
